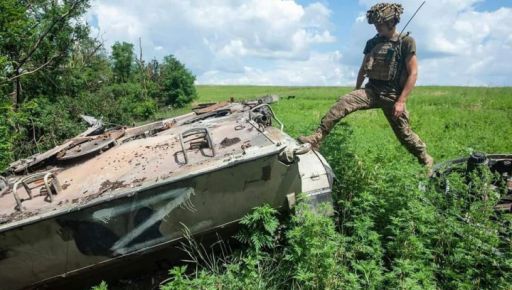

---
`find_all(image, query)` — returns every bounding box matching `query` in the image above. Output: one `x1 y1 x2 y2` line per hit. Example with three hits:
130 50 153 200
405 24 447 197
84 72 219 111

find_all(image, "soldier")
298 2 434 171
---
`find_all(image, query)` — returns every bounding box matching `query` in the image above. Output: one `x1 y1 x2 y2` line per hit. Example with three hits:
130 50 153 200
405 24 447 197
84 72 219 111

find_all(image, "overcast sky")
87 0 512 86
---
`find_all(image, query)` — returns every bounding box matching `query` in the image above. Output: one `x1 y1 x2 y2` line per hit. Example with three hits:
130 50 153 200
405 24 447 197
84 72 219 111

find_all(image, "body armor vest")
364 34 406 81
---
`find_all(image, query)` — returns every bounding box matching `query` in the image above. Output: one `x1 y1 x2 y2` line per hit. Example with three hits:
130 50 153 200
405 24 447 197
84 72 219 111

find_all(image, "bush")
8 96 84 160
284 202 344 289
158 55 197 107
235 204 280 253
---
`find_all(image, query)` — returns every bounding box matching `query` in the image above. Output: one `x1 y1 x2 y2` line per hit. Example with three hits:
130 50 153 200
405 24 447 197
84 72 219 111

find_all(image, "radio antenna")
399 1 426 37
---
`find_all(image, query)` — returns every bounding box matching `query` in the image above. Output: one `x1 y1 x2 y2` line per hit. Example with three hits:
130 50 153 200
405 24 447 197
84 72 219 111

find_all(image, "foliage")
235 204 280 253
111 41 134 83
90 281 108 290
284 203 344 289
0 0 92 105
0 100 13 169
158 55 197 107
0 1 196 169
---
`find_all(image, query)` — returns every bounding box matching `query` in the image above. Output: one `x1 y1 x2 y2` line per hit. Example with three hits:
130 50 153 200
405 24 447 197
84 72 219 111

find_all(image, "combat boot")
298 128 325 151
420 153 434 176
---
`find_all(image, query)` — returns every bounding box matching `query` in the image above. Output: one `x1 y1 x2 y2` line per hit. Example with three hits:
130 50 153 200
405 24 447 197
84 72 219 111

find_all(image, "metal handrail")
0 176 9 197
12 172 62 211
178 128 216 165
43 172 62 202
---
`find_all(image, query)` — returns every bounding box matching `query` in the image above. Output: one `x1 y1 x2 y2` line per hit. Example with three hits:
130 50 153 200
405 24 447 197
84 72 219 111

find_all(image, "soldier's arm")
397 54 418 104
355 54 369 89
393 54 418 118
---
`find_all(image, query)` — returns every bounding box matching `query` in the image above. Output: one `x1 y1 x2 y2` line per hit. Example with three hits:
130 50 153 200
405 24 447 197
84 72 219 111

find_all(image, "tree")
158 55 197 107
0 1 196 168
111 42 134 83
0 0 91 108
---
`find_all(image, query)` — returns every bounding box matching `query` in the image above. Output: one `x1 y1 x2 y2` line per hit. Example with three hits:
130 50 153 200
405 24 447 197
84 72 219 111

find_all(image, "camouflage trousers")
319 88 429 164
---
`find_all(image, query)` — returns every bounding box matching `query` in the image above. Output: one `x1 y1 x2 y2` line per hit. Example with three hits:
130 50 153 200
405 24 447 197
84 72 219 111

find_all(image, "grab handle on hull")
12 172 62 211
178 128 216 165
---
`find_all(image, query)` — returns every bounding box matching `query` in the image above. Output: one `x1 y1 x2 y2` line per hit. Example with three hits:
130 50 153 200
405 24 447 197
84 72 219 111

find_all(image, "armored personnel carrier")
0 98 333 289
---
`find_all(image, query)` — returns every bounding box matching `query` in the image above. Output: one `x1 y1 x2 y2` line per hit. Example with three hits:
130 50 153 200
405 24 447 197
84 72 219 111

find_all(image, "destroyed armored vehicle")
0 98 333 290
431 152 512 212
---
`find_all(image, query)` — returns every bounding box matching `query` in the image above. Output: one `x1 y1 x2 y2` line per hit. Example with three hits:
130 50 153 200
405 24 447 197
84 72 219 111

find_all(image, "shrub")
158 55 197 107
235 204 280 253
284 202 344 289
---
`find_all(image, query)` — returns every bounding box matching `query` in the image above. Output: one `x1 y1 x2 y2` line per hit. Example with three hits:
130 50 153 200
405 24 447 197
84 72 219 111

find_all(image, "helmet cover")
366 3 404 25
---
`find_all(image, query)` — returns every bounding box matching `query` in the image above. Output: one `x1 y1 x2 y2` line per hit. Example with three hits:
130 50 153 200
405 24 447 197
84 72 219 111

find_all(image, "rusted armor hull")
0 100 333 289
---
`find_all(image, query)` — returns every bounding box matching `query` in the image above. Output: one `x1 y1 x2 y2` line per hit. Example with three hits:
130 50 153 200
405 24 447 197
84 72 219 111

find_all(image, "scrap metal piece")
431 153 512 212
80 115 102 127
192 101 229 115
6 117 104 174
117 121 170 144
259 94 280 104
8 140 75 173
57 127 125 161
57 136 115 161
183 108 231 125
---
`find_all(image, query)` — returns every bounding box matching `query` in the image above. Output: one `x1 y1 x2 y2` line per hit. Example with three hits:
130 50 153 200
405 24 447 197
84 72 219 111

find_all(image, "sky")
86 0 512 86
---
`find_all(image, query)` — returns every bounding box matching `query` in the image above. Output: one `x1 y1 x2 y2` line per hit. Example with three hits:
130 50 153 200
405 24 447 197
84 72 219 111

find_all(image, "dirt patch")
2 209 40 224
160 172 173 180
99 180 127 194
132 177 147 187
153 143 170 150
133 177 146 183
0 214 9 224
220 137 241 148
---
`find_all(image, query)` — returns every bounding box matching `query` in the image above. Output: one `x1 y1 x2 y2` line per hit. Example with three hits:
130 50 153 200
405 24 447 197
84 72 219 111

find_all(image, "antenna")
399 1 426 37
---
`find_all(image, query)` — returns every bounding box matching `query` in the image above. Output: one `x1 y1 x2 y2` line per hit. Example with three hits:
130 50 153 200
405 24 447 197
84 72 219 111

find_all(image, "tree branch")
84 42 104 63
16 0 85 70
7 55 59 82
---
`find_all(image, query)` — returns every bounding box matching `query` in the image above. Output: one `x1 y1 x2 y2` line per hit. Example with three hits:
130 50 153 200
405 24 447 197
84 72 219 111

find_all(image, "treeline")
0 0 197 169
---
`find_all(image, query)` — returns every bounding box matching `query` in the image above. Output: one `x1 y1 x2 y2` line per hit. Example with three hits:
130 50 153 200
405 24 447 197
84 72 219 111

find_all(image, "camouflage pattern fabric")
364 34 416 97
364 37 401 81
319 88 429 164
366 3 404 24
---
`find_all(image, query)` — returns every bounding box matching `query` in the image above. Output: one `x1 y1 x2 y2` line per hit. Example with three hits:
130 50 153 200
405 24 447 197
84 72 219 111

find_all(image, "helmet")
366 3 404 25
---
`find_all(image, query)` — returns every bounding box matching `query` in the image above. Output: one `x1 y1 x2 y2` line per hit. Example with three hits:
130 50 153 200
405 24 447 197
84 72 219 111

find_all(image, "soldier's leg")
298 89 376 149
382 106 433 167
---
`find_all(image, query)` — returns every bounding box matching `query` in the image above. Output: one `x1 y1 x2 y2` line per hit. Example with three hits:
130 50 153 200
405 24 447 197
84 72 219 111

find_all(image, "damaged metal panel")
432 152 512 212
0 97 334 289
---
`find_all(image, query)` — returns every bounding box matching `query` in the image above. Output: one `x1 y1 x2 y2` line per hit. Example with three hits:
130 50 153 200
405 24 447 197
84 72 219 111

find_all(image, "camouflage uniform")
299 3 432 166
315 85 429 165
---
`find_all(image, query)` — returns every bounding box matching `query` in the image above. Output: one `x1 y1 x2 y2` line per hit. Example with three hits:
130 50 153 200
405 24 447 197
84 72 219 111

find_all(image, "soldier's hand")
393 101 405 118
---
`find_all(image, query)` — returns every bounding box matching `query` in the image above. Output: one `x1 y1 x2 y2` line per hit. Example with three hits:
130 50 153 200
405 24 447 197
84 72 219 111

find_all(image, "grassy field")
107 86 512 289
189 86 512 164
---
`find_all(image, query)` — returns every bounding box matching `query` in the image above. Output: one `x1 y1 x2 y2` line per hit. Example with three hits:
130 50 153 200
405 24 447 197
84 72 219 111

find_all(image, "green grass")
191 85 512 164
